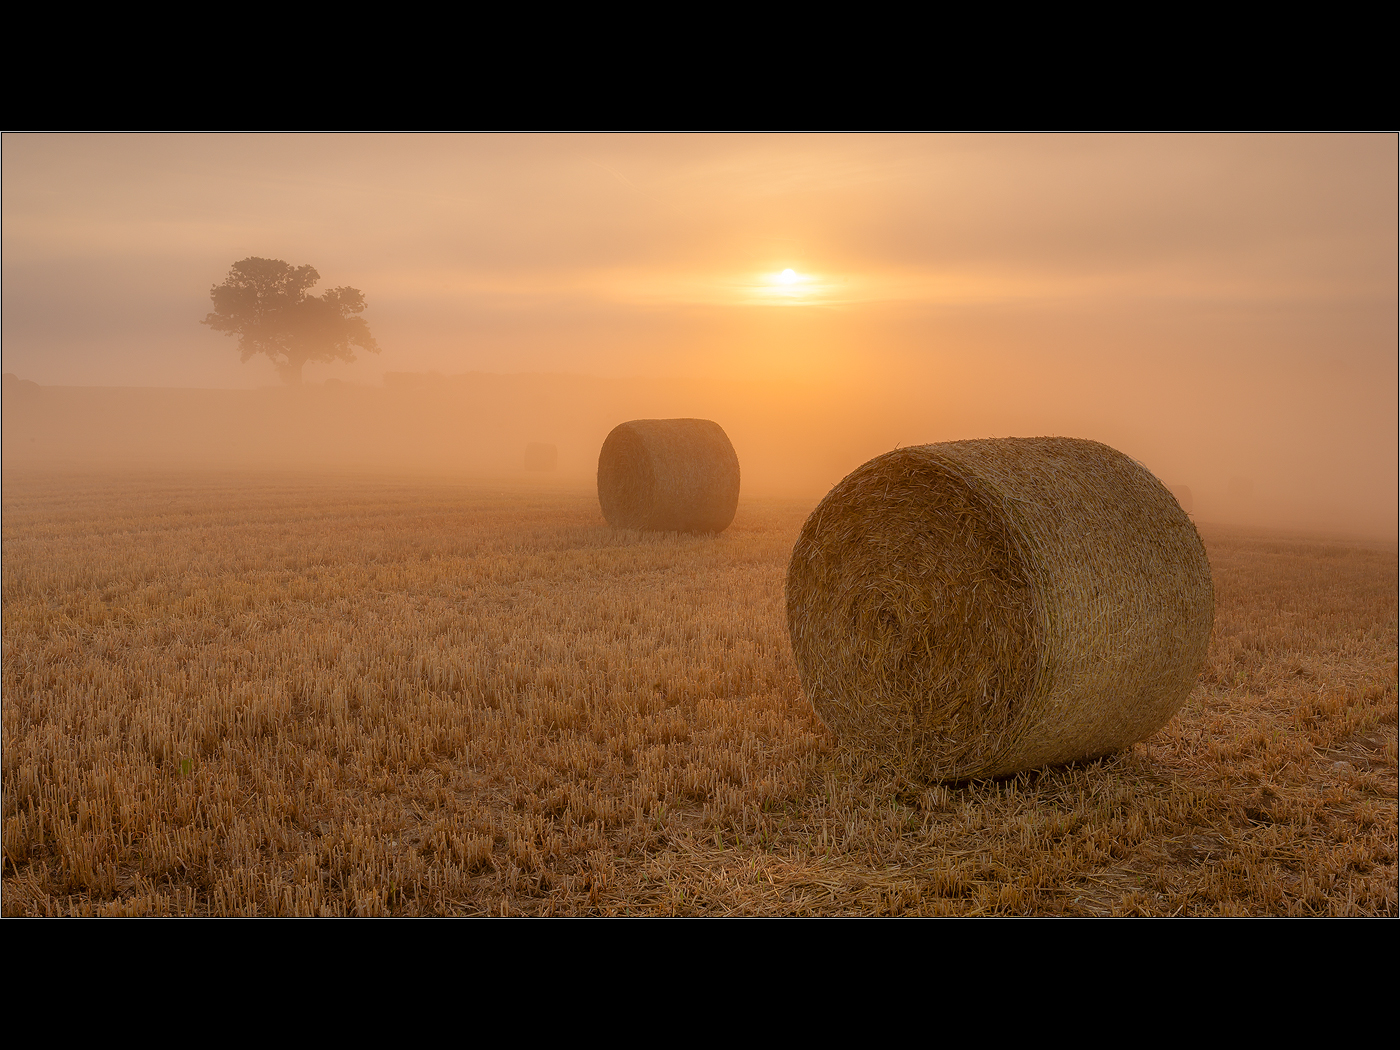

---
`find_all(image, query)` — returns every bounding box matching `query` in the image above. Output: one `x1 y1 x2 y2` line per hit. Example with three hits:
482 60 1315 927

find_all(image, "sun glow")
567 265 851 307
756 267 823 301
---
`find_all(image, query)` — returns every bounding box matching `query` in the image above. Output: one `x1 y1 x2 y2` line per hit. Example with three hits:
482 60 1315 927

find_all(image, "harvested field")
2 470 1395 916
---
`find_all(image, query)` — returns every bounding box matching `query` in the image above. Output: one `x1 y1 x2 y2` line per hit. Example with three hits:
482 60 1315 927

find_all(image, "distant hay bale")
597 419 740 533
785 437 1214 782
524 442 558 471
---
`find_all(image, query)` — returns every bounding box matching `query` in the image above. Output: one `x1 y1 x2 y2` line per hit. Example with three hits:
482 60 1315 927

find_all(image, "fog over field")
3 134 1396 537
5 135 1397 916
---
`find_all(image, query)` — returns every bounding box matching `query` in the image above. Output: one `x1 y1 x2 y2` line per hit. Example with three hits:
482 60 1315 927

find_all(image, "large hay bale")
785 437 1213 781
524 442 558 471
597 419 740 533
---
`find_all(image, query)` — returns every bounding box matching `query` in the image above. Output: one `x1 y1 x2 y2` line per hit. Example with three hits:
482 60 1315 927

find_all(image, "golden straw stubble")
786 437 1215 782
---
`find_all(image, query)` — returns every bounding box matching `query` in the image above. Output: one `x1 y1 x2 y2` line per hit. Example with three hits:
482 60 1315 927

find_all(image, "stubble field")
2 469 1396 916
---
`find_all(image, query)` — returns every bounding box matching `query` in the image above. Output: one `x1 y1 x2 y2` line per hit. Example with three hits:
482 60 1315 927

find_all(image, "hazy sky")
3 133 1396 534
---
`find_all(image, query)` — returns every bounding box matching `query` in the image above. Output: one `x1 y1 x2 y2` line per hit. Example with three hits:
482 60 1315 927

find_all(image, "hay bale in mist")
597 419 740 533
785 437 1214 782
524 442 558 471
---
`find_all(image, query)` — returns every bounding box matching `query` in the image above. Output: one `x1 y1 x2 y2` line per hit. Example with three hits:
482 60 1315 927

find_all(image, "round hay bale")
785 437 1214 781
597 419 740 533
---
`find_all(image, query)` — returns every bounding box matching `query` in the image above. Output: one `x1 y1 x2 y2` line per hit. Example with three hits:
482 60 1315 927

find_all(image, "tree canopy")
202 257 380 384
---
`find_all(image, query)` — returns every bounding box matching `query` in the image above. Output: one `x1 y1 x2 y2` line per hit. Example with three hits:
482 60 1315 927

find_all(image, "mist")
3 134 1395 538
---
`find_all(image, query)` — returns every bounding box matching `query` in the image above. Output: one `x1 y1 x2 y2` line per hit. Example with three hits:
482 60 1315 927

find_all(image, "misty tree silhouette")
201 257 380 384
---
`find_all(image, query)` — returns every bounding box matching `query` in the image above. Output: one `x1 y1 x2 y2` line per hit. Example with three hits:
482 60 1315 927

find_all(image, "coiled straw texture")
785 437 1213 781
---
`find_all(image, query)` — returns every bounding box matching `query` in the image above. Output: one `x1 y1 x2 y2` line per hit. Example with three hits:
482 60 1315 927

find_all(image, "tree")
201 257 380 384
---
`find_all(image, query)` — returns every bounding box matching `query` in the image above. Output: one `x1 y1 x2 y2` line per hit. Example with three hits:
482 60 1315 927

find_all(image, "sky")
2 133 1396 535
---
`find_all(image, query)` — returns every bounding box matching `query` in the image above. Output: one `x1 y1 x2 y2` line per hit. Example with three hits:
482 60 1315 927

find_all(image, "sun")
749 266 829 304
